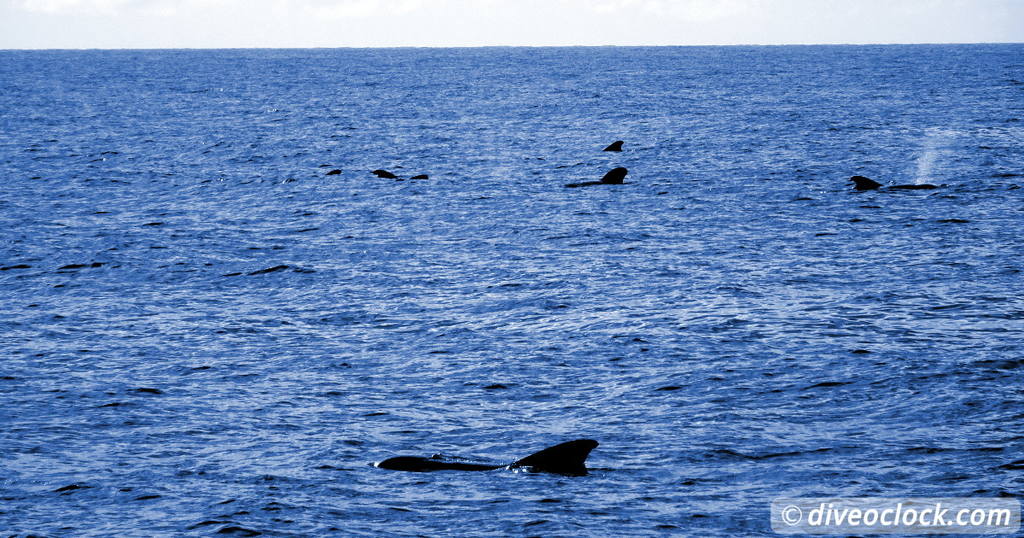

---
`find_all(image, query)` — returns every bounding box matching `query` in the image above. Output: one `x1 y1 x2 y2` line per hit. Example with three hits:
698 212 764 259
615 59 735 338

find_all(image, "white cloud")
0 0 978 26
8 0 457 19
590 0 765 22
3 0 1022 47
10 0 236 16
285 0 429 19
14 0 133 14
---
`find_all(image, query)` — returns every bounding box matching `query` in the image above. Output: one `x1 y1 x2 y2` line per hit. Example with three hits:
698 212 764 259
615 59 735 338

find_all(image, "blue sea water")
1 44 1022 536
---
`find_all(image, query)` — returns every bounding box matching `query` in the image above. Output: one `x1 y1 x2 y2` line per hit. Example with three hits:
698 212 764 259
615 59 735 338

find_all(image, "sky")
1 0 1022 49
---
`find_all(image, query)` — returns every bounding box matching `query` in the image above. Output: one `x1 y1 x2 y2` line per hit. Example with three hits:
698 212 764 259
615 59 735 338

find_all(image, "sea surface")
1 44 1023 536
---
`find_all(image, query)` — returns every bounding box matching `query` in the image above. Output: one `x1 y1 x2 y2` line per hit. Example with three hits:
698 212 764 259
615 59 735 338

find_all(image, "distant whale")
372 169 398 179
565 167 628 188
888 184 940 190
375 439 598 476
603 140 624 152
850 175 882 190
849 176 939 191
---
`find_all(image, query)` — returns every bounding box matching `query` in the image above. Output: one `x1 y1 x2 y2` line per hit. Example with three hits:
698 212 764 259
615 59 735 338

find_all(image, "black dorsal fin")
850 175 882 190
600 167 628 184
511 439 598 476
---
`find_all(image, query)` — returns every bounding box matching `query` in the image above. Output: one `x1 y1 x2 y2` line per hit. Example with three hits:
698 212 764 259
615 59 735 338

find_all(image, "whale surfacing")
565 167 628 188
603 140 624 152
600 167 628 184
510 439 598 475
850 175 882 190
850 176 940 191
375 439 598 476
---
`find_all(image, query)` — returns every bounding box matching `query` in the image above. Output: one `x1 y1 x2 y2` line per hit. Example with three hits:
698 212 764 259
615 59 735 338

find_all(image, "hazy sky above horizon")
1 0 1022 49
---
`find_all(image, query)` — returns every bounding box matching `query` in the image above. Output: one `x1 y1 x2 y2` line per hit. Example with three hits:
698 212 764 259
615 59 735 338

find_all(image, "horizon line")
3 41 1022 52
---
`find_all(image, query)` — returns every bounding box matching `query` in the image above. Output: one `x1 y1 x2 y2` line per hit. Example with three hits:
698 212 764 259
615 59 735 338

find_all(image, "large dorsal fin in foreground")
600 167 628 184
511 439 599 476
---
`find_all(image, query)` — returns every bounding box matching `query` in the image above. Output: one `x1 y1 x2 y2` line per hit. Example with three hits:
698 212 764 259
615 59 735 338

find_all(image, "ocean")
1 44 1022 536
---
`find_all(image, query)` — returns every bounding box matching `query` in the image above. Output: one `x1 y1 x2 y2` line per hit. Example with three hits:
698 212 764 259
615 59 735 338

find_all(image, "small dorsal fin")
850 175 882 190
511 439 598 476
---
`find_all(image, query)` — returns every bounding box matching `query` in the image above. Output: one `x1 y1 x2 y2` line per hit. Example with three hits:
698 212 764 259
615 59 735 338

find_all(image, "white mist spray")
913 128 954 185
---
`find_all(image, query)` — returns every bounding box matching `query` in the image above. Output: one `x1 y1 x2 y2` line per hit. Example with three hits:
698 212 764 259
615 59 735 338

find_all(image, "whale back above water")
565 167 629 188
603 140 624 152
375 439 598 476
850 175 940 191
600 167 628 184
850 175 882 190
375 455 503 472
510 439 598 475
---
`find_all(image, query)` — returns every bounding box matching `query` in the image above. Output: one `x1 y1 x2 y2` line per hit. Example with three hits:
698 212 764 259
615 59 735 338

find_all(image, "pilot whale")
565 167 628 188
850 175 883 190
375 439 598 476
849 175 939 191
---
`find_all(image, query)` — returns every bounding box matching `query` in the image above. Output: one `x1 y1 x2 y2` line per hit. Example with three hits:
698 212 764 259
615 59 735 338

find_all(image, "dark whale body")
850 176 939 191
850 175 882 190
889 184 939 190
603 140 624 152
375 439 598 476
565 167 628 188
372 169 398 179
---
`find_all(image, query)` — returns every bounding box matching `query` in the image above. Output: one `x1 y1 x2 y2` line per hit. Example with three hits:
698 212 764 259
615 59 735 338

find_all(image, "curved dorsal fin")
511 439 598 476
850 175 882 190
600 167 628 184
